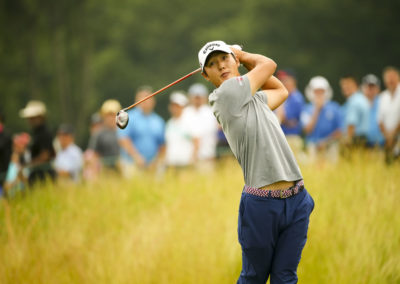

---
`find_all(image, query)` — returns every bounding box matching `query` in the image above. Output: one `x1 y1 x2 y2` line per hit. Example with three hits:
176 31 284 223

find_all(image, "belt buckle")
280 189 285 199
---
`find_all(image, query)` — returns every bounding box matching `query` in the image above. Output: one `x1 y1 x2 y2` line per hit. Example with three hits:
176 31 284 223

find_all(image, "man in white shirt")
183 83 219 170
54 124 83 182
165 92 194 168
377 66 400 163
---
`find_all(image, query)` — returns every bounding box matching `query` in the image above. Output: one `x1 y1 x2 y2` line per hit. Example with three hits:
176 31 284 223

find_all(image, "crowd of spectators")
0 66 399 197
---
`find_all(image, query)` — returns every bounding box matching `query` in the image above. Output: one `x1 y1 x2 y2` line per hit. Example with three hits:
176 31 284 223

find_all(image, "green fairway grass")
1 152 399 283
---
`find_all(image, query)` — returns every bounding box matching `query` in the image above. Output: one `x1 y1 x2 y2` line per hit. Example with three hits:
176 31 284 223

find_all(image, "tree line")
1 0 399 146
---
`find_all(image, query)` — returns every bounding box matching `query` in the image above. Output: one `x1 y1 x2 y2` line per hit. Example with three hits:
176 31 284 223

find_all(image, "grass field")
1 152 399 284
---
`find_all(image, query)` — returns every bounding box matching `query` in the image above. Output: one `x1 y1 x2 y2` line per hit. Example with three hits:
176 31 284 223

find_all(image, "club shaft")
122 67 202 111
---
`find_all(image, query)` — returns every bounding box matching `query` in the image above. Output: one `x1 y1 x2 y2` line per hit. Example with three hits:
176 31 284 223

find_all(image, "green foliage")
1 0 399 145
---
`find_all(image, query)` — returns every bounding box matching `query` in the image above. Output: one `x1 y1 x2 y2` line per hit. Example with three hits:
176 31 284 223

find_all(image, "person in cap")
165 91 195 168
183 83 219 170
118 86 165 176
88 99 121 171
339 75 370 146
301 76 342 163
198 40 314 283
19 100 56 186
361 74 384 148
54 124 83 182
377 66 400 163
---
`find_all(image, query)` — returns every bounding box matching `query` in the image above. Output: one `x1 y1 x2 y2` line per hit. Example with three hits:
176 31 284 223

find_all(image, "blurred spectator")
0 109 12 195
19 100 56 186
165 92 194 168
88 99 121 171
83 113 103 181
89 112 103 135
275 69 305 153
183 83 218 170
377 66 400 164
118 86 165 176
340 75 370 146
4 133 30 197
361 74 385 148
301 76 342 163
54 124 83 182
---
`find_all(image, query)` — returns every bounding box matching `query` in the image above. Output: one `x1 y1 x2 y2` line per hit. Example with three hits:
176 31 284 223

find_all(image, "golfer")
198 41 314 284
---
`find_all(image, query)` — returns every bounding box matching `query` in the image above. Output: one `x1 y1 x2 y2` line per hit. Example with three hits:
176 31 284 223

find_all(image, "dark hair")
383 66 400 76
136 85 153 94
340 75 359 86
57 123 75 135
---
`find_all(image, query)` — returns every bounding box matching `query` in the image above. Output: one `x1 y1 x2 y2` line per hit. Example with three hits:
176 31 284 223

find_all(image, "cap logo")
203 43 221 54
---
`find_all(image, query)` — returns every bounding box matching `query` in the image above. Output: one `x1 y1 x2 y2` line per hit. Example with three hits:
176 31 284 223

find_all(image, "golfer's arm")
233 49 287 110
234 49 276 95
261 76 289 110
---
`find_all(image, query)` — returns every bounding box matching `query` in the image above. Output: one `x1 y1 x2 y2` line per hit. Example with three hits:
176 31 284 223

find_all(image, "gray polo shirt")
209 75 302 188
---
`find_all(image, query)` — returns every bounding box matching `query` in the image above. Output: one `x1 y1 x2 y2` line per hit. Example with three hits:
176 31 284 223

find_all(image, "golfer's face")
203 52 240 87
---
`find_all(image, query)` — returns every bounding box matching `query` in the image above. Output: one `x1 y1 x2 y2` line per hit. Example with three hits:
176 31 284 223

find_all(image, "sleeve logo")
236 76 244 86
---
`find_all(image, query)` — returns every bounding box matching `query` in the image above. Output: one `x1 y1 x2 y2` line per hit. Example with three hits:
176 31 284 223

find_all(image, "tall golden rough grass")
0 152 399 284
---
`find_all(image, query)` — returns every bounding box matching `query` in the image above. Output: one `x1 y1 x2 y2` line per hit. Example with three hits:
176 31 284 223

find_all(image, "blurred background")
1 0 399 145
1 1 400 283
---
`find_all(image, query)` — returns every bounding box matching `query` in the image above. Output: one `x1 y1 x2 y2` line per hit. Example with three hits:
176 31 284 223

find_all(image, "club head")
116 110 129 129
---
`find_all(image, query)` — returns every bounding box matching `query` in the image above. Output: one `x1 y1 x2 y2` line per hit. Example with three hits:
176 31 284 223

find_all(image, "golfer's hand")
230 44 243 62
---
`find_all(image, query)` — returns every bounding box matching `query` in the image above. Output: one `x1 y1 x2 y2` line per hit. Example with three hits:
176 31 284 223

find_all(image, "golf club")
116 67 202 129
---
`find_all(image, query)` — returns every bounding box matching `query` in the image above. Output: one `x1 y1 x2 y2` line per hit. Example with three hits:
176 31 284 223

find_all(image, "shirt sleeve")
255 91 268 105
346 100 358 126
377 95 385 124
208 75 252 124
333 104 343 131
157 119 166 146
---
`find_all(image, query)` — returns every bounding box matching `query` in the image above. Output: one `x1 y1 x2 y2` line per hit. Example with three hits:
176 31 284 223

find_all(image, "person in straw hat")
19 100 56 186
87 99 121 172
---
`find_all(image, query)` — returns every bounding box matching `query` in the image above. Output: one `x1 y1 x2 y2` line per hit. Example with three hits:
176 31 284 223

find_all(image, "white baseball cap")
305 76 333 102
19 100 47 118
170 92 188 107
198 40 239 72
188 83 209 97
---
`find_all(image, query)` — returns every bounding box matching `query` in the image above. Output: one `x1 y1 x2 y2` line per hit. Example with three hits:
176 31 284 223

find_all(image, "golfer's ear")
202 72 210 81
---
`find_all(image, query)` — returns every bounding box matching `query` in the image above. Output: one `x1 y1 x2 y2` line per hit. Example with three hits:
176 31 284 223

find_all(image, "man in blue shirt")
276 69 305 155
340 75 370 145
118 86 165 175
361 74 384 147
301 76 342 162
275 69 305 135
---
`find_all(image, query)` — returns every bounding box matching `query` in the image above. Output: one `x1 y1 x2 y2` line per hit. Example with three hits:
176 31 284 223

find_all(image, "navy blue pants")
237 188 314 284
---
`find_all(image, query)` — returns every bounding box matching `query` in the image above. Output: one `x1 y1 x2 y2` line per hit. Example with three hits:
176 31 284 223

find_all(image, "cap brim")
19 109 45 118
200 43 233 72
